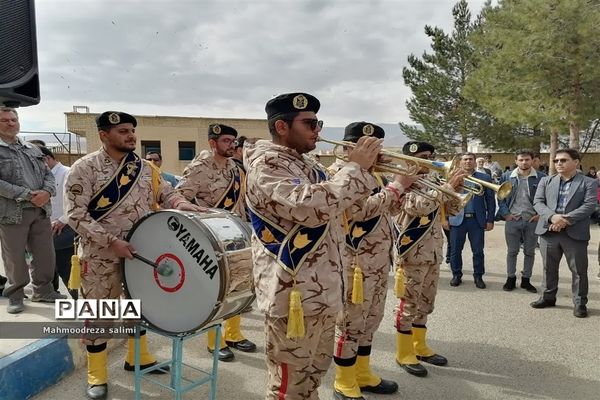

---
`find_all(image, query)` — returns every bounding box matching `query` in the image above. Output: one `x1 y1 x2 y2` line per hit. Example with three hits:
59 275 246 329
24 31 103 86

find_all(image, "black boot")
86 384 107 399
520 277 537 293
503 276 516 291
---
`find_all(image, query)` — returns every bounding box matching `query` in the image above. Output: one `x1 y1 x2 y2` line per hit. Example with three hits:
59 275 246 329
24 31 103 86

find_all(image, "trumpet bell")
496 181 513 200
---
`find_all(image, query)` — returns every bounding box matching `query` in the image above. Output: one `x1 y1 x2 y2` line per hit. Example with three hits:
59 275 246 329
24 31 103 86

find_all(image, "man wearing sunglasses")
531 148 598 318
245 93 403 400
330 122 419 399
176 123 257 361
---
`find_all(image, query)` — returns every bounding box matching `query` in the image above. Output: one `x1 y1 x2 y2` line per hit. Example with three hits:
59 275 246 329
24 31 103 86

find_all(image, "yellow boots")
412 326 448 366
334 364 363 399
86 344 107 399
396 331 427 376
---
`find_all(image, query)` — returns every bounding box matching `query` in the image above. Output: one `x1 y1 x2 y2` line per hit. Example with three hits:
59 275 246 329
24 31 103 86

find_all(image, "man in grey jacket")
496 149 546 292
531 148 598 318
0 107 65 314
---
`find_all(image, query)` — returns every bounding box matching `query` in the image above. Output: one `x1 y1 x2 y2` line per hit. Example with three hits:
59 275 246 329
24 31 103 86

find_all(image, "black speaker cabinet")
0 0 40 107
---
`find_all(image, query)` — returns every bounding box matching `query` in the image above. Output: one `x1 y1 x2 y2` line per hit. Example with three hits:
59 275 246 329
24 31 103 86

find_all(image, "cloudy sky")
15 0 486 133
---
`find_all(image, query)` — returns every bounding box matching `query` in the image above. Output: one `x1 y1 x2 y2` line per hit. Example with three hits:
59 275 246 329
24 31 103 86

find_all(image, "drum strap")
394 208 438 258
215 165 245 212
88 151 144 221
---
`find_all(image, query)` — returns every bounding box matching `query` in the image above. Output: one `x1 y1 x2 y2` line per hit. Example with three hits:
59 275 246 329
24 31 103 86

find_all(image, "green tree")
465 0 600 160
400 0 516 152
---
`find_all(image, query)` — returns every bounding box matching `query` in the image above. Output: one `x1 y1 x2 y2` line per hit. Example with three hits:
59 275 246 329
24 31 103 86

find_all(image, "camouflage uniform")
176 150 246 218
176 147 254 355
65 148 187 345
245 140 376 400
394 185 460 331
329 160 403 359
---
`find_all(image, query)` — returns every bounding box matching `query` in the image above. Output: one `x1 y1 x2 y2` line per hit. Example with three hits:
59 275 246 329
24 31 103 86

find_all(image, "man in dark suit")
531 148 597 318
449 153 496 289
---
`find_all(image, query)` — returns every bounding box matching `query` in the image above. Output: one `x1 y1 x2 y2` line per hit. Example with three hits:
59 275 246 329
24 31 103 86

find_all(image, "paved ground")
1 221 599 400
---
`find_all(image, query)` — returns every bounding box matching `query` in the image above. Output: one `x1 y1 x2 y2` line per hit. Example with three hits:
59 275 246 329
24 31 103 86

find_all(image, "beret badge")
362 124 374 136
409 143 419 153
212 124 222 134
108 113 121 124
292 94 308 110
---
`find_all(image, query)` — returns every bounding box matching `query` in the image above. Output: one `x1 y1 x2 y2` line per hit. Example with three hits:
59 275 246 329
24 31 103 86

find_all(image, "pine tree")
465 0 600 152
400 0 515 152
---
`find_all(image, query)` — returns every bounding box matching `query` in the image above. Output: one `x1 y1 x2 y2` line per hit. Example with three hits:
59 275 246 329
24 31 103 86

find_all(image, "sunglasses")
285 118 323 131
553 158 571 164
146 158 160 162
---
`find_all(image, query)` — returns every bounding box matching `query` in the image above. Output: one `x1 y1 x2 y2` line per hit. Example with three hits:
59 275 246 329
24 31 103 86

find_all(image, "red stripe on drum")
153 253 185 293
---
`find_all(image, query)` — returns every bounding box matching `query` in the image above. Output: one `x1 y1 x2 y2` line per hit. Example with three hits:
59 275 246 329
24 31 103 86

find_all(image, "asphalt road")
22 221 600 400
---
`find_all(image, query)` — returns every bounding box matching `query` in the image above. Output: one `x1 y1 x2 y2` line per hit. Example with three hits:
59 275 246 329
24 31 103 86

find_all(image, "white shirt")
50 162 70 223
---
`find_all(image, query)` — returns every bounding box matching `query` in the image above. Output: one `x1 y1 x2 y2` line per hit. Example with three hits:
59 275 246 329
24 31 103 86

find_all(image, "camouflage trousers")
395 262 439 332
335 266 388 361
265 314 336 400
80 255 123 346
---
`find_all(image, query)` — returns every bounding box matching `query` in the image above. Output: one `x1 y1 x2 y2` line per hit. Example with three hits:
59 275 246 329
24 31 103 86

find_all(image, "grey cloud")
23 0 486 130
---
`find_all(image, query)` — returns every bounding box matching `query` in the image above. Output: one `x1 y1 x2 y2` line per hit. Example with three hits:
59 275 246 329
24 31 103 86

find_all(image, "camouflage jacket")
244 140 376 318
394 182 461 266
329 160 405 273
176 151 246 219
65 149 187 259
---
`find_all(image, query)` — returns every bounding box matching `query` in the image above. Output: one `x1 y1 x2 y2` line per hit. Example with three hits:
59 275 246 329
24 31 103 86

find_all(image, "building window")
141 140 161 156
179 141 196 161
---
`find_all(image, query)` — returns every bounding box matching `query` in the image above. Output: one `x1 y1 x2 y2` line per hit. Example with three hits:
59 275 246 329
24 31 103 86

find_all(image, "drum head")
123 210 222 334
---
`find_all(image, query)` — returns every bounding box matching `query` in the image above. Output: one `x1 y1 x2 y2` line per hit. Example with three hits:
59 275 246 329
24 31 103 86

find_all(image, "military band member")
245 93 388 399
393 141 465 377
176 123 257 361
331 122 417 400
65 111 203 400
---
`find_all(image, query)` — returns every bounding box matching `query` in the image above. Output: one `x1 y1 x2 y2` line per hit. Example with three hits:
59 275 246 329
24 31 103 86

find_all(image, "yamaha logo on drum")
167 215 218 279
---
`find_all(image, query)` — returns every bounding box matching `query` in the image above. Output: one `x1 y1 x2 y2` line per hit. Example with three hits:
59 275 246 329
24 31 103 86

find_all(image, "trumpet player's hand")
348 137 383 170
447 169 469 191
394 174 421 190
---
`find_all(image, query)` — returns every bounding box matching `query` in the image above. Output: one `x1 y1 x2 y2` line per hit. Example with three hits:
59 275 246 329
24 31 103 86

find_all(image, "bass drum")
122 209 255 335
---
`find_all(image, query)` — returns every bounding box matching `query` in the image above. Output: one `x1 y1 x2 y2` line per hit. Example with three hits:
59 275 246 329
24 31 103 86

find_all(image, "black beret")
96 111 137 128
208 124 238 139
343 122 385 143
402 141 435 155
265 92 320 120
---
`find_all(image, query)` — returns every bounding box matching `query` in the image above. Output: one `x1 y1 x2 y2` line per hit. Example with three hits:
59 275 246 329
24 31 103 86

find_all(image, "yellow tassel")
68 254 81 290
286 288 305 339
351 265 364 304
394 266 405 298
68 241 81 290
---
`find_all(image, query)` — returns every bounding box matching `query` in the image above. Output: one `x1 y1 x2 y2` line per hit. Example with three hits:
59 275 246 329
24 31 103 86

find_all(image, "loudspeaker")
0 0 40 107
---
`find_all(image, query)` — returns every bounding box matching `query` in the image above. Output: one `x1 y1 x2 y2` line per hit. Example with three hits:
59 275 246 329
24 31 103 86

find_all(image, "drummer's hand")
109 239 135 259
176 201 208 212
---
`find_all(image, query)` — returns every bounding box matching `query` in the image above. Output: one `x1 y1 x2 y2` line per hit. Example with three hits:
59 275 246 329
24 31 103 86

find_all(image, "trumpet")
317 137 468 206
458 176 513 200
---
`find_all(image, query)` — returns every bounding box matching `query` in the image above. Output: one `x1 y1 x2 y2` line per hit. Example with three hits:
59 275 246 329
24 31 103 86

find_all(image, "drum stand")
133 324 221 400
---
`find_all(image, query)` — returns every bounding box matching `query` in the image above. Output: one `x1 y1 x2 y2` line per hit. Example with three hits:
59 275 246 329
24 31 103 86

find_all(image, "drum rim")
122 209 226 335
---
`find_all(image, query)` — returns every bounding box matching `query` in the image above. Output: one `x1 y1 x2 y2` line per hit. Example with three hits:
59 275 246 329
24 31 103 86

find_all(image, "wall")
65 112 269 174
